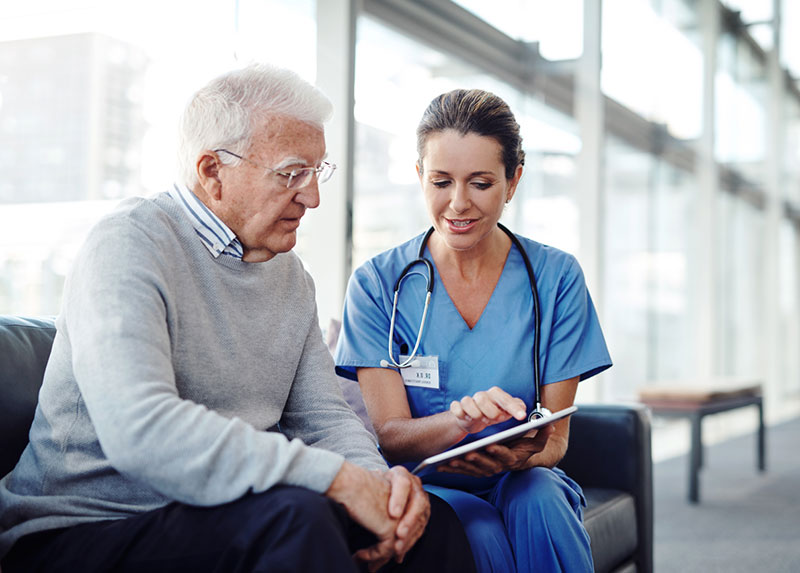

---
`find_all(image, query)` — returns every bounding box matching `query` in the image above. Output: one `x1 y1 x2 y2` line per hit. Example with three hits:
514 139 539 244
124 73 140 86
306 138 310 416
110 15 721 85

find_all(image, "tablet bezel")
411 405 578 475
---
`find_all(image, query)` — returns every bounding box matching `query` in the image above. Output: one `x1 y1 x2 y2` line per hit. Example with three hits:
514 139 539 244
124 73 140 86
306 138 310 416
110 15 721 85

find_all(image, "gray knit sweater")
0 192 386 557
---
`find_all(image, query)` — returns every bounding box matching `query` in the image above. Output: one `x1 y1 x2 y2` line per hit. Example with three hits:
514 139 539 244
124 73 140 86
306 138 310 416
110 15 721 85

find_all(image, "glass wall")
779 221 800 395
716 26 769 187
0 0 315 316
716 191 764 377
602 139 652 397
2 0 799 420
506 99 582 257
781 0 800 78
602 135 695 398
603 0 703 141
600 0 703 399
352 15 482 267
351 15 581 269
454 0 584 60
786 94 800 204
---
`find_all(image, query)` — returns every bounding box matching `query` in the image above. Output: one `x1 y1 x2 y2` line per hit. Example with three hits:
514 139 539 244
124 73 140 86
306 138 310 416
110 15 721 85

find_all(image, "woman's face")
418 130 521 253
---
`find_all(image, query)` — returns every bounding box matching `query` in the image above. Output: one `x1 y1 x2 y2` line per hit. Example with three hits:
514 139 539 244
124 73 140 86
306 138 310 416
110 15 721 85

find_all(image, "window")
602 0 703 141
0 0 315 315
353 14 582 270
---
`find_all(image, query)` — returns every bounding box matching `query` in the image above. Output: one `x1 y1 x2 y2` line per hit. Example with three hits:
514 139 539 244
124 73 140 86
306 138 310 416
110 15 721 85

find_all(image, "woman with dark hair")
335 89 611 572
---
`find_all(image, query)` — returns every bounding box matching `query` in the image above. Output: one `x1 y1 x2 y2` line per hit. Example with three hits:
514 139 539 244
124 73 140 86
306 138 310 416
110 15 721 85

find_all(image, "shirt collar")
168 183 244 260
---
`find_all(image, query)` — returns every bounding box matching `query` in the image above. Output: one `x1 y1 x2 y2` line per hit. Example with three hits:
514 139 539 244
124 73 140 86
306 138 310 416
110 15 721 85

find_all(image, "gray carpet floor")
653 416 800 572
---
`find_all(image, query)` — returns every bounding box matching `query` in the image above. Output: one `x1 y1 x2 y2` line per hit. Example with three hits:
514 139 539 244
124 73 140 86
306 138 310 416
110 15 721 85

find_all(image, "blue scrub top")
334 230 612 484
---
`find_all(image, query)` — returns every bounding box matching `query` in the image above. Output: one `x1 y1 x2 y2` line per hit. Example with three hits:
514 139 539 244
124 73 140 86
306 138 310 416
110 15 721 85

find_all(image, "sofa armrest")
558 403 653 573
0 315 57 477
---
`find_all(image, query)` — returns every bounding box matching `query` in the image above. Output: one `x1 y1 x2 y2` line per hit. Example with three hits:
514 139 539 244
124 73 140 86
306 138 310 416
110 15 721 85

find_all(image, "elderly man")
0 64 474 572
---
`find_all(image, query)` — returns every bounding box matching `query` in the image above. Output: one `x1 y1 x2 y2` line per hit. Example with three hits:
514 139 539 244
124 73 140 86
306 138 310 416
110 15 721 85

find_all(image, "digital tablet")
411 405 578 475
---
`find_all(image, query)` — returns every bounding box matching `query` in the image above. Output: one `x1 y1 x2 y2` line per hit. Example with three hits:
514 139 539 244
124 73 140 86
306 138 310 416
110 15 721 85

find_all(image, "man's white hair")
177 63 333 188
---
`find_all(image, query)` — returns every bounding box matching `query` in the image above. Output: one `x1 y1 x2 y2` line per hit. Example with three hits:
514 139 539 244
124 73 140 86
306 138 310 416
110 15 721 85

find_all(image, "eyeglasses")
214 149 336 190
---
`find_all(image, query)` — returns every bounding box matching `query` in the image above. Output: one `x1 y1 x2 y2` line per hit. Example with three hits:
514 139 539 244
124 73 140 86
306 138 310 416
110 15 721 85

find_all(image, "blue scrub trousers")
425 467 593 573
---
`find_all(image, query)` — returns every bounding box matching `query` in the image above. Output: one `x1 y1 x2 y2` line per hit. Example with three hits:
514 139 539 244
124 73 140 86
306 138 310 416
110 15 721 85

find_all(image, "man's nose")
295 181 320 209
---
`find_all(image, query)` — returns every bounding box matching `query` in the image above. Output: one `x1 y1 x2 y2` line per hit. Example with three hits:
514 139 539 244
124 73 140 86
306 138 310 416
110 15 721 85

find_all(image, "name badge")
399 355 440 389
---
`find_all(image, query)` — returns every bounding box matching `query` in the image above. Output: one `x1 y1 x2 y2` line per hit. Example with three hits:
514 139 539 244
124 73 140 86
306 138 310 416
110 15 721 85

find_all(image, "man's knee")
233 486 348 544
209 486 356 572
395 493 477 573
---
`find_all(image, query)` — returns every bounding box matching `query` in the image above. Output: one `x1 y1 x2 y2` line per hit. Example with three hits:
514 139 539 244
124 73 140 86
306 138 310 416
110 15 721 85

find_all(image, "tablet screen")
411 405 577 475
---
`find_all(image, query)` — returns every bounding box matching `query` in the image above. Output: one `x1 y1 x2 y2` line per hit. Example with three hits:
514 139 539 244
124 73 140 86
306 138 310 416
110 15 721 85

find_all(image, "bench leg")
689 413 702 504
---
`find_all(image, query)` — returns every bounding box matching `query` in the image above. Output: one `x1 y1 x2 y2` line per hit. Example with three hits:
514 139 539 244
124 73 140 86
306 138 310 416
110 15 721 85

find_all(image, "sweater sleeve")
278 293 387 473
63 213 348 505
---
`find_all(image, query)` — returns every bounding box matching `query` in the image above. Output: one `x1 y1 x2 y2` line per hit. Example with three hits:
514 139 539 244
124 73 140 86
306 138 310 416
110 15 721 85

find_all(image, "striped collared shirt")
168 183 244 260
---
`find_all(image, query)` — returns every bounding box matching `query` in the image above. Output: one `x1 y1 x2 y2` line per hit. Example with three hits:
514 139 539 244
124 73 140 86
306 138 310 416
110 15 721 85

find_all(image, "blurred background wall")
1 0 798 457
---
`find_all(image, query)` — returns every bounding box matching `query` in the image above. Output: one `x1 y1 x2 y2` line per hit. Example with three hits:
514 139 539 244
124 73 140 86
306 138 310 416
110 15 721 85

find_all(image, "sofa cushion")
583 487 638 573
0 315 57 477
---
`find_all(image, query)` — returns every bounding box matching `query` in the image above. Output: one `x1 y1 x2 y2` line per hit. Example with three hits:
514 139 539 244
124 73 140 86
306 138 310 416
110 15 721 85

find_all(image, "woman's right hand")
449 386 528 435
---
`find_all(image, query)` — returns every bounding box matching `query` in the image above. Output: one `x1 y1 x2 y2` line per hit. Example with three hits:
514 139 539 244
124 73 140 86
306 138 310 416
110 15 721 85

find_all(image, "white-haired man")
0 64 475 572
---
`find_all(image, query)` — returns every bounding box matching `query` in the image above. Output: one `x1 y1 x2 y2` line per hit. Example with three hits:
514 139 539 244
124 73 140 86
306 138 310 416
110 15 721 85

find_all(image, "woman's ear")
196 152 223 200
416 161 423 181
506 163 523 203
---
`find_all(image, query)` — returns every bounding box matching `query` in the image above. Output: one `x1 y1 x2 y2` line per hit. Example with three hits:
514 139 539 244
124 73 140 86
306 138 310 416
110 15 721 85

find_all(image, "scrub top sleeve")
334 263 393 381
544 256 612 384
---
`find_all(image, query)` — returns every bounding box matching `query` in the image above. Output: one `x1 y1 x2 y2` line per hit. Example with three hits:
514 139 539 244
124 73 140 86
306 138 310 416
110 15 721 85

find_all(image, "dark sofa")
0 315 653 572
559 403 653 572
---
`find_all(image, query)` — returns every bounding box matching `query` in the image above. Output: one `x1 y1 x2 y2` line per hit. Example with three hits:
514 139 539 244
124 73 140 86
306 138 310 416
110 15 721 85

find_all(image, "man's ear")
196 152 223 200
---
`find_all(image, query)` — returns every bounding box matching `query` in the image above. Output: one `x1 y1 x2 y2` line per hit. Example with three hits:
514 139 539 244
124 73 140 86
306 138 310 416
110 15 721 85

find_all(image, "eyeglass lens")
286 163 334 189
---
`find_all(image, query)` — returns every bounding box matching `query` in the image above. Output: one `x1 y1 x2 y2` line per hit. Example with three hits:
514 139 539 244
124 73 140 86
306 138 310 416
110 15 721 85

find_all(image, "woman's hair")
416 89 525 179
177 63 333 188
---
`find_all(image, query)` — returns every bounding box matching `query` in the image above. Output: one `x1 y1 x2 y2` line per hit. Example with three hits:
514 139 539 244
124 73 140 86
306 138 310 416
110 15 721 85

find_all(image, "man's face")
211 115 327 262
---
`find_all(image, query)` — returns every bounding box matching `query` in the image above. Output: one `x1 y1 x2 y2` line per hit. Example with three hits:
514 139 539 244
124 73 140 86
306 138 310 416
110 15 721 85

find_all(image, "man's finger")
354 538 395 572
384 467 413 519
394 478 429 547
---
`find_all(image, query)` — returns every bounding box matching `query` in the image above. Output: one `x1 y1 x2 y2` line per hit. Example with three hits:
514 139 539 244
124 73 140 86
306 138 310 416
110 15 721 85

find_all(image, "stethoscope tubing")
498 223 546 420
386 223 547 420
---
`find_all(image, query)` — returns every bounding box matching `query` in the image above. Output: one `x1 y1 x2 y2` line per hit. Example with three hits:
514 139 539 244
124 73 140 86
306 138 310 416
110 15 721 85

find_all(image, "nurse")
335 89 612 572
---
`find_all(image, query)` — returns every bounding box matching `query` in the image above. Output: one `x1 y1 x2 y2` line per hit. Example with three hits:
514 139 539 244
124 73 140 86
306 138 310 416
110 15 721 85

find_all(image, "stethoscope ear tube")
393 259 434 293
386 276 432 369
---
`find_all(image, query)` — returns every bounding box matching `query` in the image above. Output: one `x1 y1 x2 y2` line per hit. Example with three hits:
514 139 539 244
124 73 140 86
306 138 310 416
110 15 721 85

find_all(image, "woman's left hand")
437 424 554 476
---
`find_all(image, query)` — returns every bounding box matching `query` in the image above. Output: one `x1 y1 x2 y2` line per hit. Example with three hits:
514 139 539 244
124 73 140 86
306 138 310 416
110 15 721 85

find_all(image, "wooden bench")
639 381 764 504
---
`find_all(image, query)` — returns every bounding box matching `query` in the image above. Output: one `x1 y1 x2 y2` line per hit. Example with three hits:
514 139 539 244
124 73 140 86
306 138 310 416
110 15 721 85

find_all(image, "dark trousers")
2 486 475 573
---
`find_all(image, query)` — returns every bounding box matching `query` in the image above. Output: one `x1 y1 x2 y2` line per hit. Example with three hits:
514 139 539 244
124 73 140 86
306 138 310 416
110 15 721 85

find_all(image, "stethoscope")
380 223 551 421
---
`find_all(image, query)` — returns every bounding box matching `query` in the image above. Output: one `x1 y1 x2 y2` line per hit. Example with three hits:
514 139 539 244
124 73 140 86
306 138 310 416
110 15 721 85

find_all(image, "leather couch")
559 403 653 572
1 315 653 572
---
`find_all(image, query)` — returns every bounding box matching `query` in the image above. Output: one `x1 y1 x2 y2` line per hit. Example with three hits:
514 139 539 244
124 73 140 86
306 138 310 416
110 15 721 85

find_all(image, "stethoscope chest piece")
528 407 552 422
